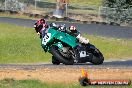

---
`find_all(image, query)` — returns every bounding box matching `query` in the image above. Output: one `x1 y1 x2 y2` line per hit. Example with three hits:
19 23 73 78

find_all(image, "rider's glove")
76 34 89 44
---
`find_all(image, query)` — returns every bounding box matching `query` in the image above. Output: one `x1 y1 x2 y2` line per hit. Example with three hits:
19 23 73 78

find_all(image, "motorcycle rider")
68 26 89 44
34 20 89 45
49 23 89 44
34 19 48 38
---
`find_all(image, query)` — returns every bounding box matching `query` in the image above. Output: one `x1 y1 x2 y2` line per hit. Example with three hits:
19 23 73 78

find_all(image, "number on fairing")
42 33 51 45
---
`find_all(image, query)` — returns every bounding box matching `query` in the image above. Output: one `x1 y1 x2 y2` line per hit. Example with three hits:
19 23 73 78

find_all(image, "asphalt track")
0 17 132 39
0 17 132 68
0 60 132 69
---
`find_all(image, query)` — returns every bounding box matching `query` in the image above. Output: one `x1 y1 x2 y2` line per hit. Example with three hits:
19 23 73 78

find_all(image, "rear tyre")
50 46 74 65
91 48 104 65
52 56 60 65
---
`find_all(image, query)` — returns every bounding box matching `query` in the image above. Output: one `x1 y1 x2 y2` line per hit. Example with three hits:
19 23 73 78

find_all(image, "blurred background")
0 0 132 26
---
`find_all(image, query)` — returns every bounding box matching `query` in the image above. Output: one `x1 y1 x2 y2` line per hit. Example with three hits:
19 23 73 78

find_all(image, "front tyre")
91 48 104 65
50 46 74 65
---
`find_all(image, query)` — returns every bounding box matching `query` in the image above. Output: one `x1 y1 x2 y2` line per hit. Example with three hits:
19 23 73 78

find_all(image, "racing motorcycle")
41 25 104 65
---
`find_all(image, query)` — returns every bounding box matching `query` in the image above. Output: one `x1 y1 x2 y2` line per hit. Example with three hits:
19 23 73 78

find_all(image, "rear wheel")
50 46 74 65
52 56 60 65
91 48 104 65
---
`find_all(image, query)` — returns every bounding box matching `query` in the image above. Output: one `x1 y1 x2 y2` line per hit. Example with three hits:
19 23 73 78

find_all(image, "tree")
0 0 5 3
102 0 132 23
103 0 132 8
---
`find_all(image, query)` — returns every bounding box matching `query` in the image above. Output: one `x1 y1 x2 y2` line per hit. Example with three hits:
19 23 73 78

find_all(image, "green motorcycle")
41 25 104 65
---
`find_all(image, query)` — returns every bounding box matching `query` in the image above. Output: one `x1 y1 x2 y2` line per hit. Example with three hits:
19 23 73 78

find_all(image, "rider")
49 23 89 44
34 20 89 45
34 19 48 38
68 26 89 44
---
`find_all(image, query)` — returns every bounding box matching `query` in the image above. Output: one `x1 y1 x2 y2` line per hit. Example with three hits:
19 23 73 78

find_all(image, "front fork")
72 45 87 63
73 44 94 63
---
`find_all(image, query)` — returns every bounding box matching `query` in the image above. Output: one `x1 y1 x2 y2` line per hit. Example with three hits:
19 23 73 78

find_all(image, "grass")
45 0 103 6
84 34 132 59
68 9 98 15
0 79 131 88
0 23 52 64
0 23 132 64
0 13 37 20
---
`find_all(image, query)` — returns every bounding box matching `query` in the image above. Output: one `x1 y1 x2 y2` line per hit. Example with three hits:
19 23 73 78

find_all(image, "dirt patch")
0 68 132 84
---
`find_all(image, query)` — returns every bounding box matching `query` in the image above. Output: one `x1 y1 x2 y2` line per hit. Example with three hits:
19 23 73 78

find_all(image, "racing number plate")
42 33 51 45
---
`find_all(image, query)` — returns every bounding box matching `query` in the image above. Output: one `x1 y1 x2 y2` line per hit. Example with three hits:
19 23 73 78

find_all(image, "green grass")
0 13 37 20
0 23 52 64
0 79 131 88
68 9 98 15
84 34 132 59
45 0 103 6
0 23 132 63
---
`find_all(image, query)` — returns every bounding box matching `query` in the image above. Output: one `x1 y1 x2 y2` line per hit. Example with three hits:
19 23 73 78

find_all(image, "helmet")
34 19 45 27
34 19 46 33
37 19 45 25
69 26 76 31
34 19 45 28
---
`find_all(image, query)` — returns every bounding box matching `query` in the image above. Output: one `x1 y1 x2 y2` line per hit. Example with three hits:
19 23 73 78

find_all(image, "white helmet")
69 26 76 30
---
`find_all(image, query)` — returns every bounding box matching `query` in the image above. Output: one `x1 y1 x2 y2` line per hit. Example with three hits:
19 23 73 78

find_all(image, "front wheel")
50 45 74 65
91 48 104 65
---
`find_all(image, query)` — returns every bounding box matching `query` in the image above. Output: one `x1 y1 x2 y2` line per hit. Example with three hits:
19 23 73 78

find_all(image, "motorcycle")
41 25 104 65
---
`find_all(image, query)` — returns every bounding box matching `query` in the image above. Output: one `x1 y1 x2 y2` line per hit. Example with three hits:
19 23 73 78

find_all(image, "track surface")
0 17 132 68
0 60 132 69
0 17 132 39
